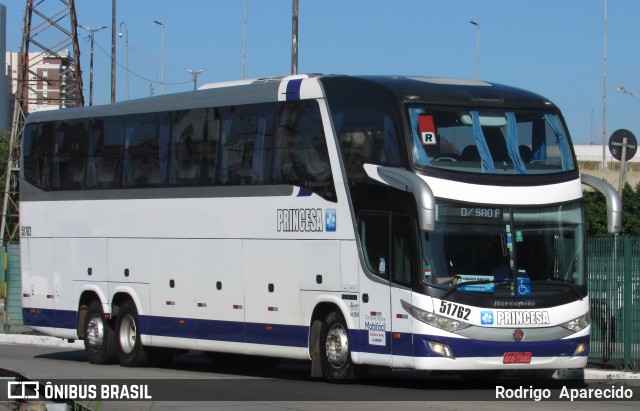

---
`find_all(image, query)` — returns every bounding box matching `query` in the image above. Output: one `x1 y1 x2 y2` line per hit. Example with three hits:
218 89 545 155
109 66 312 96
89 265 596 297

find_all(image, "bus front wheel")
320 311 355 381
115 300 151 367
83 300 117 364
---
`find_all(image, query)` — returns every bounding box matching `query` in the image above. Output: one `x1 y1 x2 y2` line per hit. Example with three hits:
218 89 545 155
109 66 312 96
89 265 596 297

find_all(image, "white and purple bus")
19 75 620 380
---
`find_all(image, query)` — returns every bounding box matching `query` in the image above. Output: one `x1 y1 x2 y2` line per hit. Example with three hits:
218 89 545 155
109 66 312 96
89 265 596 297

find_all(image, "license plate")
503 352 532 364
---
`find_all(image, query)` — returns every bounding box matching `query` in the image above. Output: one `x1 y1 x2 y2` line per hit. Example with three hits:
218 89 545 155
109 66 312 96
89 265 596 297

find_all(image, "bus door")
388 214 415 368
358 213 415 367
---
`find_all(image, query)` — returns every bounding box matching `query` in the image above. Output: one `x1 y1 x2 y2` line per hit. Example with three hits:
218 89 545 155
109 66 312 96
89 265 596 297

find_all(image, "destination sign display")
437 205 504 221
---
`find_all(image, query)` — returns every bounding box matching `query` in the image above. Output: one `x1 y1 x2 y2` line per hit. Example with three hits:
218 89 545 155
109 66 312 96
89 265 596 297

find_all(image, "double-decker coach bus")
19 74 621 380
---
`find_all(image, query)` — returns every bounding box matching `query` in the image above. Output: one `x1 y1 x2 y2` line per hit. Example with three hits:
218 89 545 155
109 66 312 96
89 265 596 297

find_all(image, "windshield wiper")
441 278 510 300
529 279 584 299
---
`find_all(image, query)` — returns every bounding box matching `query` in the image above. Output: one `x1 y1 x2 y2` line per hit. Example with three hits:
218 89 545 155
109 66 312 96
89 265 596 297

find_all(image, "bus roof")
318 75 558 110
25 74 557 124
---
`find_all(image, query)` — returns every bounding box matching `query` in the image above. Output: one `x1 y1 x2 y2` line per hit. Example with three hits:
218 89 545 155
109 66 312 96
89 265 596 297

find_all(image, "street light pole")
80 25 108 106
154 20 165 94
118 21 129 100
187 69 205 91
242 0 248 79
616 86 640 102
469 20 480 80
291 0 298 75
111 0 116 103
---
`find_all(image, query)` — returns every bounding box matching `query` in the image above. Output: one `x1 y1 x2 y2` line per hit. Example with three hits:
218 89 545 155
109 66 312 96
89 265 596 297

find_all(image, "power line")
91 38 191 88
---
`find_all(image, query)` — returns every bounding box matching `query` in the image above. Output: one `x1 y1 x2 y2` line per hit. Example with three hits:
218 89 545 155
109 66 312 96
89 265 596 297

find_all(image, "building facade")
6 50 78 117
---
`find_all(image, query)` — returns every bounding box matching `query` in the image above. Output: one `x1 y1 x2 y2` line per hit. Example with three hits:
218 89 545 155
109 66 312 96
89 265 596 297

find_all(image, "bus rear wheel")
115 300 151 367
83 300 117 364
320 311 355 381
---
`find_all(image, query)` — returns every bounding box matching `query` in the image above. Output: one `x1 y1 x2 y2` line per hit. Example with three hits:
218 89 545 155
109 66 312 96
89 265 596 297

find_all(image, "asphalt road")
0 342 639 411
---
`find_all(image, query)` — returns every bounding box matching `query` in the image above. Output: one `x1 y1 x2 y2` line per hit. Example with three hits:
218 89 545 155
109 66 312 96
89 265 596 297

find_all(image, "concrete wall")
579 161 640 190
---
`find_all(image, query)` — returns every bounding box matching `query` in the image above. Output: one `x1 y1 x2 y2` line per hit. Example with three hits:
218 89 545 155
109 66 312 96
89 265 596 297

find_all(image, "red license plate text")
503 352 532 364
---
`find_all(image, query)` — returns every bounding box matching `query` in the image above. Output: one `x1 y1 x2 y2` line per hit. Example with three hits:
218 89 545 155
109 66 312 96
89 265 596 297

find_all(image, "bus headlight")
401 300 471 333
561 312 590 332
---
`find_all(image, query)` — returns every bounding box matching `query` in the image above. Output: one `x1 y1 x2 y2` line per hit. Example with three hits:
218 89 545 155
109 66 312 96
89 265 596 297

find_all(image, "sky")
4 0 640 147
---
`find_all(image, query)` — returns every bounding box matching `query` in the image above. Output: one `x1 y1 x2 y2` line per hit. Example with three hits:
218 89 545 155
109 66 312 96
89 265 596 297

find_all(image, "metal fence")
3 243 22 330
587 235 640 372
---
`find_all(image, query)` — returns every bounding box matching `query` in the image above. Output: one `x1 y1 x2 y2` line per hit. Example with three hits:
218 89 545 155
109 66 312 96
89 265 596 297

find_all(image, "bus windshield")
407 106 576 174
421 200 585 298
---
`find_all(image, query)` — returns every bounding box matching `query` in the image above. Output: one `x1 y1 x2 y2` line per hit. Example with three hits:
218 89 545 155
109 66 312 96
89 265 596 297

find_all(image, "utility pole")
469 20 480 80
154 20 165 94
119 22 129 100
2 0 84 244
603 0 608 171
80 25 107 106
186 69 205 91
242 0 247 79
111 0 116 103
291 0 298 75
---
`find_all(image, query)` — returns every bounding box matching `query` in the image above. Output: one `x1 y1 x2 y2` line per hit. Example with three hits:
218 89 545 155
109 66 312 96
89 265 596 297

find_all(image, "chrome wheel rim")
119 314 137 354
86 315 104 351
325 323 349 367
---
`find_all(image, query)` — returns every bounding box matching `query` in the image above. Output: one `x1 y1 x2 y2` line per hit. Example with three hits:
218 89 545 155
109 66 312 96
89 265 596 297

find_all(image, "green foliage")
621 182 640 235
584 188 608 235
583 181 640 235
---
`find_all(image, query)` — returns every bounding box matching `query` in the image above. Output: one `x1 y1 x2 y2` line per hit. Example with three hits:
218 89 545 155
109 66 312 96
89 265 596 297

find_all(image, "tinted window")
359 213 390 279
52 120 89 189
173 108 218 185
22 100 335 201
219 104 276 185
275 101 334 200
330 98 403 180
87 118 123 188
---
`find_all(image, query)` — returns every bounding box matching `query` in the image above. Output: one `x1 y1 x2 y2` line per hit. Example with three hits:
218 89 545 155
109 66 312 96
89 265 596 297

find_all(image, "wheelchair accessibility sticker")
517 277 531 296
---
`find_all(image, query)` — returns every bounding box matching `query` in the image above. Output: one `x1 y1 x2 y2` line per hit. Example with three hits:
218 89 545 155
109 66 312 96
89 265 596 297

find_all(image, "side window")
332 98 403 180
123 112 172 187
274 100 335 201
392 215 414 286
359 213 390 279
219 104 276 185
172 108 218 185
87 117 123 188
359 212 415 284
23 123 54 189
218 106 238 184
250 106 275 185
52 120 89 189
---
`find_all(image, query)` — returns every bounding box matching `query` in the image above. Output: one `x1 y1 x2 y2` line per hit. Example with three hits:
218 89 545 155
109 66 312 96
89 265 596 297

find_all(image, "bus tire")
115 300 150 367
320 311 355 381
83 300 117 364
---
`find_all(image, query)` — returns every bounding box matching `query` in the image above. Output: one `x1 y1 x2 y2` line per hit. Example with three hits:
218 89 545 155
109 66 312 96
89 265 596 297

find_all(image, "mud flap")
309 319 323 378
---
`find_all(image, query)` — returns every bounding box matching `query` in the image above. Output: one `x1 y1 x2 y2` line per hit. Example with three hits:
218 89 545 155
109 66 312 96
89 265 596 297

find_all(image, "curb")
584 369 640 385
0 333 84 349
